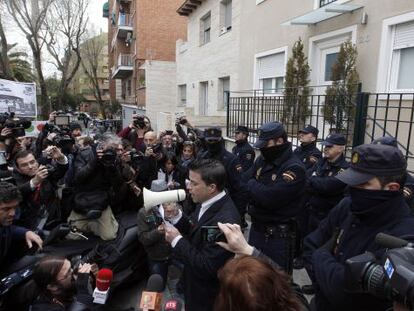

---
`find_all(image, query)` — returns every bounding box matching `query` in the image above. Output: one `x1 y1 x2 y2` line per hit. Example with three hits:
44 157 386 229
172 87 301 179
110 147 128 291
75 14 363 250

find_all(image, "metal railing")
118 13 133 27
117 53 133 67
320 0 338 7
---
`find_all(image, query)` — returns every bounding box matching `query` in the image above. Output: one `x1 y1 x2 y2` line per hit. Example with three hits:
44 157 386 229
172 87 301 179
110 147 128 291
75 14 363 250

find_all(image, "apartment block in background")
104 0 187 131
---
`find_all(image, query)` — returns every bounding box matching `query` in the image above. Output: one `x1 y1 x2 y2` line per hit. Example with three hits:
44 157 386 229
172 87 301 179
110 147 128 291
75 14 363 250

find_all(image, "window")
218 77 230 110
220 0 232 34
199 81 208 115
200 12 211 45
389 21 414 91
255 50 286 93
178 84 187 106
127 79 132 96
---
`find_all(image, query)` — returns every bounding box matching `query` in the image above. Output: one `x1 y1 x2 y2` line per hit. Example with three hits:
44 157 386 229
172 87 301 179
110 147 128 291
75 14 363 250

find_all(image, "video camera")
133 115 146 129
0 112 31 138
43 115 75 151
345 233 414 309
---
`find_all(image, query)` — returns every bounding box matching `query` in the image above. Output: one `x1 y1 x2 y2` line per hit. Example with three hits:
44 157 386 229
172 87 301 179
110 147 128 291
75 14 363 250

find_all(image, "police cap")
321 133 346 147
298 125 319 137
336 144 407 186
254 121 286 149
235 126 249 135
204 127 222 142
372 136 398 148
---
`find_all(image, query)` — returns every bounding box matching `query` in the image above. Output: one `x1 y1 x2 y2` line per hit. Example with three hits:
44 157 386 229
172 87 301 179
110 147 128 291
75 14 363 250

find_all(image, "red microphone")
93 268 113 304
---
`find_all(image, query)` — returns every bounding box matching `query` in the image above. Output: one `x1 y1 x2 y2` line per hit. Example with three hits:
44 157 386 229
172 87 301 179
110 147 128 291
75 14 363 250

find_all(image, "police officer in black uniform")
303 144 414 311
307 133 349 233
372 136 414 210
199 127 247 220
293 125 322 174
232 126 255 173
245 121 306 272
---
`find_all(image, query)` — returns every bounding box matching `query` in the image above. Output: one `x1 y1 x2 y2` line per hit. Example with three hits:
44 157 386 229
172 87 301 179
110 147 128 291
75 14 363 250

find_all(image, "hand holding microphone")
139 274 164 311
93 268 113 305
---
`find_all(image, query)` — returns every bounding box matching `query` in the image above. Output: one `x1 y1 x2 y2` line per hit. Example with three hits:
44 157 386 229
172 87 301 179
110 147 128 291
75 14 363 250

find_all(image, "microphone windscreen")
96 268 113 291
375 233 408 249
146 274 164 292
163 299 183 311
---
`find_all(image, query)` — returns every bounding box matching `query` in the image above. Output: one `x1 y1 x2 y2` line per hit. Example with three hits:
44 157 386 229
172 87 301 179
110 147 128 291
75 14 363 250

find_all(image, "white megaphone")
143 188 186 212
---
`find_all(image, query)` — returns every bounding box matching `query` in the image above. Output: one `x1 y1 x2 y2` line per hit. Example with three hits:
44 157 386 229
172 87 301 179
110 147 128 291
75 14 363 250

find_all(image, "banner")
0 79 37 118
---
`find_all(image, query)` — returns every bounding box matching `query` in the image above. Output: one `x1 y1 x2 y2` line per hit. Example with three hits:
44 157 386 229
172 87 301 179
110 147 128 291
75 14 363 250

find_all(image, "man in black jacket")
293 125 322 174
165 159 240 311
232 125 255 173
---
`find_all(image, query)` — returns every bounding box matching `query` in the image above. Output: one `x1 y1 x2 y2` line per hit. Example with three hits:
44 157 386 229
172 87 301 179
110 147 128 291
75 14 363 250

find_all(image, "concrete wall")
238 0 414 93
176 0 241 125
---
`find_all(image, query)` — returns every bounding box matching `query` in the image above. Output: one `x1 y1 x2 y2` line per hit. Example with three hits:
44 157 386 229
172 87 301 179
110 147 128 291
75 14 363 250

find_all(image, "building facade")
105 0 187 131
176 0 240 129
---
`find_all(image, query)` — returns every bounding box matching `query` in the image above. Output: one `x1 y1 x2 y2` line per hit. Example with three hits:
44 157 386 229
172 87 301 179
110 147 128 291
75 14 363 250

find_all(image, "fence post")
352 92 369 147
226 91 230 137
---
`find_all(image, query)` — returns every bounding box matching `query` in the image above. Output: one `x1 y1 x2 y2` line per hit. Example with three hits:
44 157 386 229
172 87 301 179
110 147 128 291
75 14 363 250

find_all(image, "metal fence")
226 90 414 172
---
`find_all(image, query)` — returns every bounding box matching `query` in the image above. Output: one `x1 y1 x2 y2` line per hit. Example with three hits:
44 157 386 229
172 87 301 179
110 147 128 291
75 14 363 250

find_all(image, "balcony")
319 0 337 7
111 54 134 79
116 13 133 39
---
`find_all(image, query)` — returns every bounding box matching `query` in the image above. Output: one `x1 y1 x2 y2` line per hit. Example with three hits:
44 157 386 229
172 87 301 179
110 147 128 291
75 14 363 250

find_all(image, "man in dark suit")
165 159 241 311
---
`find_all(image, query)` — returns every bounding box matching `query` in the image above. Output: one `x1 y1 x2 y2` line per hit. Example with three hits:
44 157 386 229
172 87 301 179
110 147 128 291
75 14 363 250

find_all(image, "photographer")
68 133 126 240
117 114 151 151
302 144 414 311
0 182 43 268
12 148 68 230
31 256 93 311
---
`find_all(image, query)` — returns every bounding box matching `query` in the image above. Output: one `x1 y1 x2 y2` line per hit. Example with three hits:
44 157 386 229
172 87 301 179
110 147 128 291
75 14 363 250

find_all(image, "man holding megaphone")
163 159 241 311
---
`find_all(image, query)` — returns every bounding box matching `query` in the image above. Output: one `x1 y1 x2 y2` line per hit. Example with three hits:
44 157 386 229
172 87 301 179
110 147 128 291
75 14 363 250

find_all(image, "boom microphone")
375 233 410 249
139 274 164 311
143 188 186 212
93 268 113 304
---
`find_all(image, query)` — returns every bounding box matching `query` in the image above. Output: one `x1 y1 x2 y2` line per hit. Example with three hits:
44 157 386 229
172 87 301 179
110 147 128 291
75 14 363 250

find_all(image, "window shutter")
257 53 285 79
394 21 414 49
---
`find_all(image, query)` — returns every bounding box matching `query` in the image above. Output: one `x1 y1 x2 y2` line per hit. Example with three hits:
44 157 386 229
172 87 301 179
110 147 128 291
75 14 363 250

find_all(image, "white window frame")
312 0 351 10
308 25 357 89
253 46 288 95
377 11 414 93
200 12 211 46
199 81 209 116
178 84 187 107
320 47 340 83
218 76 230 111
220 0 232 35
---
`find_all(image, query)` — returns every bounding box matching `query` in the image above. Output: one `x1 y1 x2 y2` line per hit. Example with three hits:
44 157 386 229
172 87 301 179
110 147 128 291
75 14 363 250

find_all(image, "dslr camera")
345 233 414 309
133 116 146 129
100 147 117 167
0 112 31 138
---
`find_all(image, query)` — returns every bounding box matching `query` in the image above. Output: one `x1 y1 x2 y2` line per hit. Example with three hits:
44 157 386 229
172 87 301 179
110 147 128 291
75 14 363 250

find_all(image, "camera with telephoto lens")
0 112 31 138
133 116 146 129
100 147 117 166
345 233 414 309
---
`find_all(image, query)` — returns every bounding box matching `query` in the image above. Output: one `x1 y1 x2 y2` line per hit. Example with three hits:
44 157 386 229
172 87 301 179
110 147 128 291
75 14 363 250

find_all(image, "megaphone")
143 188 186 212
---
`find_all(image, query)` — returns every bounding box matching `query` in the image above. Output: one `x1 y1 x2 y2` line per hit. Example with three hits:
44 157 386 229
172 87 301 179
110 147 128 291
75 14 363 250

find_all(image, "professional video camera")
345 233 414 309
0 112 31 138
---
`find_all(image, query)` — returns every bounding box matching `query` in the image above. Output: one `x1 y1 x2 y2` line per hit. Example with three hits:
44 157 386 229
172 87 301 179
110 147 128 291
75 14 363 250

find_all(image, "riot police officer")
307 133 349 233
293 125 322 174
303 143 414 311
232 126 255 173
372 136 414 210
245 121 306 272
198 127 247 220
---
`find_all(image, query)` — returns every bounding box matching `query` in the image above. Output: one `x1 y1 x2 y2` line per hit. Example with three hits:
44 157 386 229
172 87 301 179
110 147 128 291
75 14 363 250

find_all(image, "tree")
283 38 310 127
0 0 12 80
6 0 55 117
323 40 360 131
43 0 88 108
81 32 107 118
7 47 35 82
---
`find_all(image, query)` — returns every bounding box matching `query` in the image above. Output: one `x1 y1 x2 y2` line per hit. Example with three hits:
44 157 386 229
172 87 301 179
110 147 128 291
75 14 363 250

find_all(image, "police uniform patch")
282 171 296 183
271 174 277 181
352 152 359 164
309 156 318 163
403 186 413 199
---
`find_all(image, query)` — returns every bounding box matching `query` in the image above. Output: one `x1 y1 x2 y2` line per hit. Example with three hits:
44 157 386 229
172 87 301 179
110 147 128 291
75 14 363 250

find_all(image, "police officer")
199 127 247 221
232 126 255 173
245 121 306 272
307 133 349 233
293 125 322 174
372 136 414 210
303 144 414 311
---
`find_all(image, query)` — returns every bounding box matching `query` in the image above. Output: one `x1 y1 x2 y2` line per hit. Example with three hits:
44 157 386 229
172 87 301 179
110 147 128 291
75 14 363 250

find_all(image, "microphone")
163 298 184 311
375 233 409 249
139 274 164 311
93 268 113 304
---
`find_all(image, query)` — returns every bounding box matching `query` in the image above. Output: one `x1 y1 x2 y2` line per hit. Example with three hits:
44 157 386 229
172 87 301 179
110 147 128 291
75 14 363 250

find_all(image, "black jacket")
232 140 255 172
293 142 322 174
245 143 307 225
303 195 414 311
0 225 27 266
173 194 241 311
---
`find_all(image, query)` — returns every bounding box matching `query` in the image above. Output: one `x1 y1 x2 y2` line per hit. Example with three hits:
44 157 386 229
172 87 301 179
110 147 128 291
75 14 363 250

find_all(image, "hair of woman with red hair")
214 256 301 311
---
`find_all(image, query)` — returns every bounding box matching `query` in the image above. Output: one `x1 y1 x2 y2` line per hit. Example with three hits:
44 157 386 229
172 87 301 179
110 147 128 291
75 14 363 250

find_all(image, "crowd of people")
0 110 413 311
